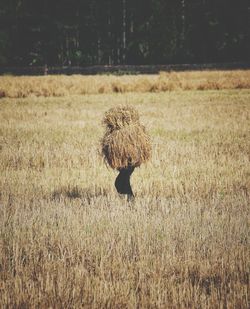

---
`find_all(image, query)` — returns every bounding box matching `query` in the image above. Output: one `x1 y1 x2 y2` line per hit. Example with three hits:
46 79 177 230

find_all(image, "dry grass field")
0 70 250 98
0 74 249 308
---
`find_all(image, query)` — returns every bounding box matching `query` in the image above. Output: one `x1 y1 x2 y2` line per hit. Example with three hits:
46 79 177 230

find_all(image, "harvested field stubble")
0 88 249 308
0 70 249 98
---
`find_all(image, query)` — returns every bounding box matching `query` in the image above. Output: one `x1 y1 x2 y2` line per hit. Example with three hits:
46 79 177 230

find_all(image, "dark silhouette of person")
115 166 135 201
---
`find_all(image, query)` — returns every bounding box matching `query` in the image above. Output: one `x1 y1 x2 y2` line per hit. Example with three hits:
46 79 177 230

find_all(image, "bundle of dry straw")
101 106 151 170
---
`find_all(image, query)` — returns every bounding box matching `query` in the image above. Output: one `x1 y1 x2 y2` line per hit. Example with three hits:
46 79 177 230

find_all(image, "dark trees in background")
0 0 249 66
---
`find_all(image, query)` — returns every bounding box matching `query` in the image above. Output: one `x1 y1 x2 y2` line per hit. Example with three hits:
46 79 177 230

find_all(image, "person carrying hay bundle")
101 105 151 200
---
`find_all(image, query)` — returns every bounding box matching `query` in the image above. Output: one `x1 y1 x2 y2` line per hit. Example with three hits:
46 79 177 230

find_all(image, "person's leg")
115 166 135 200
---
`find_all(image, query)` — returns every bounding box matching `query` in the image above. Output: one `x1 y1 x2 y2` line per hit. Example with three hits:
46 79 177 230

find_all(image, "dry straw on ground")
0 70 249 98
101 106 151 169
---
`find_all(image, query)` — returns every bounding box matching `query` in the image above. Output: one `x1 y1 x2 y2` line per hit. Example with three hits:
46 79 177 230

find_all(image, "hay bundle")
101 106 151 170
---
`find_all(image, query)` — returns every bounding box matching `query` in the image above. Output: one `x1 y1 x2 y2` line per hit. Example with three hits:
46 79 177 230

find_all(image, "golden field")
0 80 249 307
0 70 250 98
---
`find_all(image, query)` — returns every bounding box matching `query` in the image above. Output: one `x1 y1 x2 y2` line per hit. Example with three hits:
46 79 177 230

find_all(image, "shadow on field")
51 186 110 203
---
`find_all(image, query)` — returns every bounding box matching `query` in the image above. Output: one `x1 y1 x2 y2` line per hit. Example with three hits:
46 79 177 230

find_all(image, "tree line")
0 0 249 67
